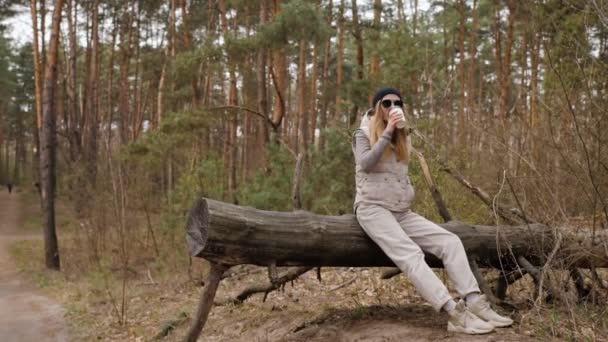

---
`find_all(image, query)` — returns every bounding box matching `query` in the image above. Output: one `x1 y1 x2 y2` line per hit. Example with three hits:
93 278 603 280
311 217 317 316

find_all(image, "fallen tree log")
183 197 608 342
186 198 607 269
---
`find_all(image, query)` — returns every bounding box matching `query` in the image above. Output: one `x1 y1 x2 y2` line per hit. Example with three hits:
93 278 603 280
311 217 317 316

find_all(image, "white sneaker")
467 295 514 328
447 300 495 334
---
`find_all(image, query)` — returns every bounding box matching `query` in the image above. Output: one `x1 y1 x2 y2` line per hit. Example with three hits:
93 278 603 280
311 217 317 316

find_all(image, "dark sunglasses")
381 99 403 108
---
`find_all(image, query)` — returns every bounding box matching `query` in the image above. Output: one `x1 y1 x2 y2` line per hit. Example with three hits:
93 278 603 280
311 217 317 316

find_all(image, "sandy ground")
0 189 68 342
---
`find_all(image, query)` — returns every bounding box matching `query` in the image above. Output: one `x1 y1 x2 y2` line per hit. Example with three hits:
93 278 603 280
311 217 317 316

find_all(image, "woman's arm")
352 129 393 172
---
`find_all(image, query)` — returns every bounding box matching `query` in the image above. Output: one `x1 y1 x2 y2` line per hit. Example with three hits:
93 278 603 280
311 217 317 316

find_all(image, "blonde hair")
368 101 409 163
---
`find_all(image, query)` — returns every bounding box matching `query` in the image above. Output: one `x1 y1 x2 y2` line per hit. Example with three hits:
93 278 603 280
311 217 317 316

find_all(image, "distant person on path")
351 87 513 335
7 182 12 194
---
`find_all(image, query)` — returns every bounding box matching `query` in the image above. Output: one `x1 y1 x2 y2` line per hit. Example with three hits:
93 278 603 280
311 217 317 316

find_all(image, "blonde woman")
352 87 513 334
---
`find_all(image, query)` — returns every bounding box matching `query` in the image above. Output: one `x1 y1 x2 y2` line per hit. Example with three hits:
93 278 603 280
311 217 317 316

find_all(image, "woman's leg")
394 211 480 298
395 211 514 328
356 204 452 312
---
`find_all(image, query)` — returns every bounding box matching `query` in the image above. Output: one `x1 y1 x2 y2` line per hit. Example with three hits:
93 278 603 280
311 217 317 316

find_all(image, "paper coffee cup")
390 107 406 129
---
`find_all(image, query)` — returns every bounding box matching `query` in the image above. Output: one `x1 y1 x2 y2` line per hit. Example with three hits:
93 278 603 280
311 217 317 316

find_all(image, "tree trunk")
351 0 364 126
333 0 345 121
180 0 200 109
219 0 238 204
309 38 319 147
30 0 43 184
30 0 43 132
503 0 516 171
457 0 466 147
40 0 65 271
269 0 286 134
2 133 9 182
396 0 405 27
468 0 478 160
502 0 516 122
104 12 118 148
157 0 176 129
85 0 100 189
65 0 81 166
530 31 540 161
118 2 134 143
317 0 332 151
297 39 308 155
131 10 143 140
369 0 381 92
227 74 238 204
186 198 608 269
40 0 46 66
13 110 25 183
256 0 269 165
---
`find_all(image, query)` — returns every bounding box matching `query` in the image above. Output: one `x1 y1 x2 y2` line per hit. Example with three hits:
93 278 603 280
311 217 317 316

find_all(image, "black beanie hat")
373 86 402 107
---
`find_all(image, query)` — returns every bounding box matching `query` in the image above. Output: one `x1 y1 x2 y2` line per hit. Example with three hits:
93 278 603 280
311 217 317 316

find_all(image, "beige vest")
353 126 415 212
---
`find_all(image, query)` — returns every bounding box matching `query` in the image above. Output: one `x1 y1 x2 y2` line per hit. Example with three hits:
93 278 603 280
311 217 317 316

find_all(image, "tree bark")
104 10 118 148
183 262 228 342
297 39 308 155
186 198 608 269
219 0 238 204
271 0 286 134
65 0 80 166
468 0 478 159
40 0 65 271
30 0 43 184
13 109 25 183
131 10 143 140
30 0 43 132
309 40 318 144
369 0 381 91
180 0 200 109
317 0 332 151
118 2 134 142
351 0 364 126
256 0 269 166
457 0 466 146
85 0 100 188
333 0 345 121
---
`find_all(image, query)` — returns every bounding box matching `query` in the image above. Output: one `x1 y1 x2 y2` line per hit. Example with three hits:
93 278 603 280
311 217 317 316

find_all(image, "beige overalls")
352 124 480 311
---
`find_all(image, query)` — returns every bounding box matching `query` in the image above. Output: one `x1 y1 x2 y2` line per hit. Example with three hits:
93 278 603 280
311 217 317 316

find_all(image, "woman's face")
379 94 402 121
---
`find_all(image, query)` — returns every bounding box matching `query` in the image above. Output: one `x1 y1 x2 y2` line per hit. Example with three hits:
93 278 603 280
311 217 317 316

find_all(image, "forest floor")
0 189 68 341
6 189 605 341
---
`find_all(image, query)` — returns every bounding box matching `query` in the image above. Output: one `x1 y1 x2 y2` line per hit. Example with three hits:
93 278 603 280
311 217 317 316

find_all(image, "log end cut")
186 198 209 257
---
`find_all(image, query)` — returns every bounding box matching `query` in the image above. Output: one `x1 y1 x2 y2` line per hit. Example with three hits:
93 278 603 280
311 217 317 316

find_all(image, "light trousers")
356 204 480 311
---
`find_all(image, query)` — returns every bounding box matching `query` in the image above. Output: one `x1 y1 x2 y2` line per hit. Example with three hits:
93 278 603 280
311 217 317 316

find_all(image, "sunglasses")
381 99 403 108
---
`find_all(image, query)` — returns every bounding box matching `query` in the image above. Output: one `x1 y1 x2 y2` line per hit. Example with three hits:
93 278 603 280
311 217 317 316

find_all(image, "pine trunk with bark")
351 0 364 126
85 0 100 189
118 2 134 143
270 1 287 136
30 0 44 184
317 0 332 151
333 0 345 121
297 39 308 155
39 0 65 271
457 0 466 146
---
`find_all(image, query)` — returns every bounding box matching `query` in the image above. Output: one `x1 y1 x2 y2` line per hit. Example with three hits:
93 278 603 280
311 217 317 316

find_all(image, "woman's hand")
385 110 402 134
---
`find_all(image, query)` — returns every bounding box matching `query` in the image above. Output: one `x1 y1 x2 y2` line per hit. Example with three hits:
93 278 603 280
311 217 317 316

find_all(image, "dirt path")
0 190 68 341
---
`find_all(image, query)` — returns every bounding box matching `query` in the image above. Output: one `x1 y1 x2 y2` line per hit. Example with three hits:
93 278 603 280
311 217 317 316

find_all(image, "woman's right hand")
385 110 401 134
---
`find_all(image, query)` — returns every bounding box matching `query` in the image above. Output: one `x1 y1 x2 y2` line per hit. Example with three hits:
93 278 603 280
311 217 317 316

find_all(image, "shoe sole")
447 322 494 335
487 320 514 328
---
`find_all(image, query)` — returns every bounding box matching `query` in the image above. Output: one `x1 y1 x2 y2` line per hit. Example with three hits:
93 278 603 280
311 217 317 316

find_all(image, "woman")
352 87 513 334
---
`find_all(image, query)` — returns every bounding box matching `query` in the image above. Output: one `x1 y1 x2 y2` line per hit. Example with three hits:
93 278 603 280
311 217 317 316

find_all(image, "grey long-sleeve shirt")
352 129 393 172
